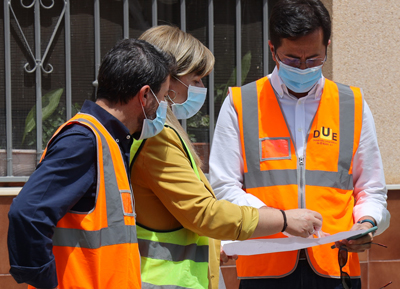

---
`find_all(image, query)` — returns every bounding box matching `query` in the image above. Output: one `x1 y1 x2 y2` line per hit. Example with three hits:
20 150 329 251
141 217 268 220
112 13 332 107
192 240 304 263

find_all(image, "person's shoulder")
47 122 97 152
326 78 363 90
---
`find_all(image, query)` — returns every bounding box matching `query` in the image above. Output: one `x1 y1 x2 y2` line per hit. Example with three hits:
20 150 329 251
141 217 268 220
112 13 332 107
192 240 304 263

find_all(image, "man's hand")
220 248 238 265
334 220 375 252
284 209 323 238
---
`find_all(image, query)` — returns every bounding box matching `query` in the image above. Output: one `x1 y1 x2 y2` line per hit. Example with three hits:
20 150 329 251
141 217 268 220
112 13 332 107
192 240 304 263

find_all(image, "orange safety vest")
231 77 363 279
29 113 141 289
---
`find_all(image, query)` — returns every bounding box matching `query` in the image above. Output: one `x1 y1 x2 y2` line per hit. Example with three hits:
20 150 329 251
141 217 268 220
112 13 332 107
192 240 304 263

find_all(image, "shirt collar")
80 100 133 153
269 66 325 100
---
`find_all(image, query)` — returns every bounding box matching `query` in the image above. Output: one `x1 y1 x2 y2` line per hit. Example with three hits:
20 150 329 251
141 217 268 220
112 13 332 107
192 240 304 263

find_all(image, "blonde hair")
140 25 215 168
139 25 215 78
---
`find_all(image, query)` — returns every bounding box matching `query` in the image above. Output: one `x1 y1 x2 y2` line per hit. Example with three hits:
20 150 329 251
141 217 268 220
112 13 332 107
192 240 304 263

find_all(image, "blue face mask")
138 89 168 140
278 61 323 93
170 77 207 119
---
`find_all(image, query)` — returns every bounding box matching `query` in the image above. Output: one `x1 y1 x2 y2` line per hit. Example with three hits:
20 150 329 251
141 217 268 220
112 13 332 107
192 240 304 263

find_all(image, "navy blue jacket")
8 100 133 288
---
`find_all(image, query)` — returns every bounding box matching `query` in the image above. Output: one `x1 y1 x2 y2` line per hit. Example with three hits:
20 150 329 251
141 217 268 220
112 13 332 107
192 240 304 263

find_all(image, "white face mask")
138 88 168 140
170 76 207 119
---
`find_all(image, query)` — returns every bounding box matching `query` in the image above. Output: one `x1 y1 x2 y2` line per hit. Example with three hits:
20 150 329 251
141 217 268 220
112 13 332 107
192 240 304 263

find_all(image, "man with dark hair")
8 38 176 289
210 0 390 288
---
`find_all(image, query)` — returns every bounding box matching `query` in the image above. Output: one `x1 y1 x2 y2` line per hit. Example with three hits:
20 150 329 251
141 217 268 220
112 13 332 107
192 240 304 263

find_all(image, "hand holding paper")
284 209 323 238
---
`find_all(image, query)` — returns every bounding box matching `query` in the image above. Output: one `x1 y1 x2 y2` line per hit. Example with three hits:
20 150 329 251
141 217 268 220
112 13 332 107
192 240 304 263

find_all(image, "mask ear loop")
140 99 148 119
173 76 189 88
167 89 177 102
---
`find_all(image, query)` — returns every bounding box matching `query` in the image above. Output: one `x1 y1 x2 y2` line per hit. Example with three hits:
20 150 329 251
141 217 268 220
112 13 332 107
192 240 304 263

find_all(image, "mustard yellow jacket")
131 126 259 288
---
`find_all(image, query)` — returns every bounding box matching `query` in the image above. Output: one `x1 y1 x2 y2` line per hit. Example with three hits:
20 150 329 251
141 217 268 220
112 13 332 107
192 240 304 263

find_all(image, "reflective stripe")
244 169 353 190
306 170 353 189
142 283 190 289
241 81 356 191
240 81 260 180
139 239 208 263
78 117 128 225
244 169 297 187
337 83 355 172
53 224 137 248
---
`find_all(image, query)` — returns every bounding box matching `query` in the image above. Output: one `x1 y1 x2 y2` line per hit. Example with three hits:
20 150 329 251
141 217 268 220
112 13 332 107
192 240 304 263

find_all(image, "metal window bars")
1 0 270 181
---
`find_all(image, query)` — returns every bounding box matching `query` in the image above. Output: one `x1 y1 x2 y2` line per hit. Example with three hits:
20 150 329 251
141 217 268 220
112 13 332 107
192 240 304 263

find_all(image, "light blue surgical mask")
278 61 323 93
170 77 207 119
138 89 168 140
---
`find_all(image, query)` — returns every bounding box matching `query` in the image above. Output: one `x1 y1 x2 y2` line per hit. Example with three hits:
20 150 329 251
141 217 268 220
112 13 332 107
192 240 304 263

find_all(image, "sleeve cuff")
10 258 58 288
237 206 259 240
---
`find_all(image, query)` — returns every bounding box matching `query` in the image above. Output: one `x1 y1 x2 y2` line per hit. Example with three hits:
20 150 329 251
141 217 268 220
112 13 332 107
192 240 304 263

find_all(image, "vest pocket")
259 137 291 161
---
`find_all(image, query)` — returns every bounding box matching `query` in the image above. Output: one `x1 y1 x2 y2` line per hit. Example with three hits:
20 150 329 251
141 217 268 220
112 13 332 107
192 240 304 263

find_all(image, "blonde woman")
130 25 322 289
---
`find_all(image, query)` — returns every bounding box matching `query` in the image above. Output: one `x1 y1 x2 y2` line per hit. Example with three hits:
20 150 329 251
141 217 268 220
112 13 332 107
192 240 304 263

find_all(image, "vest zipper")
298 156 306 208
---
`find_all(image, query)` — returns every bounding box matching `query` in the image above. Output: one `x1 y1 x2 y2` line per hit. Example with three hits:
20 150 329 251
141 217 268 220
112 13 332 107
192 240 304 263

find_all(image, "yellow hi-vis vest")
130 125 209 289
231 77 363 279
29 112 141 289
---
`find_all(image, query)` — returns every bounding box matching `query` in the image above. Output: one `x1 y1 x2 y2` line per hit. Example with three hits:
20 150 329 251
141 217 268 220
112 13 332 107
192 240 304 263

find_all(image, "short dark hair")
96 38 176 104
269 0 331 49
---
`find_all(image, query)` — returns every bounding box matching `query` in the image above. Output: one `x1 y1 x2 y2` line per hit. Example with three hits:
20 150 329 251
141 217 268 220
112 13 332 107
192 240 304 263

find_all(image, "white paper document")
222 230 367 256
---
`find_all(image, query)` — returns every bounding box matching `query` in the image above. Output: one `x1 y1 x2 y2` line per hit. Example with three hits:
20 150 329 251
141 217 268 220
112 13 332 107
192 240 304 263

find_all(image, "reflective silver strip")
77 117 131 224
142 282 189 289
138 239 209 263
53 116 137 247
240 81 355 191
245 169 297 188
240 81 261 188
53 225 137 248
337 83 355 173
243 168 353 190
306 170 353 190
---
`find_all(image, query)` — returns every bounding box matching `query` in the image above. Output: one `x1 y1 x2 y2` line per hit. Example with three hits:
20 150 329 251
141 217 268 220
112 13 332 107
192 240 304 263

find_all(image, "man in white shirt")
210 0 390 288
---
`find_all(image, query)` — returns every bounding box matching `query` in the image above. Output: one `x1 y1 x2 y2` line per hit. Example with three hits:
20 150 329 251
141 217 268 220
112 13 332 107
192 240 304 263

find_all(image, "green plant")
187 111 210 143
22 88 81 147
214 51 252 104
187 51 252 143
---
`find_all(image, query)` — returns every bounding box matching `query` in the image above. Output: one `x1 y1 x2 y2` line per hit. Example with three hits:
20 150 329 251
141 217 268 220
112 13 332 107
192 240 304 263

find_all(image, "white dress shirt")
209 67 390 235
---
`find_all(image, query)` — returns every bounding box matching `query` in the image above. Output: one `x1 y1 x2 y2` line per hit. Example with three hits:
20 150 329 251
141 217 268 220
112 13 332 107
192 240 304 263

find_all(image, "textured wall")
321 0 333 80
330 1 400 184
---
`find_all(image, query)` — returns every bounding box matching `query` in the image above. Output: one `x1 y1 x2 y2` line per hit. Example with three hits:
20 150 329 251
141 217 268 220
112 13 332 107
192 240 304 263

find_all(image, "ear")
268 40 276 62
138 85 151 107
168 76 179 92
327 39 331 47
